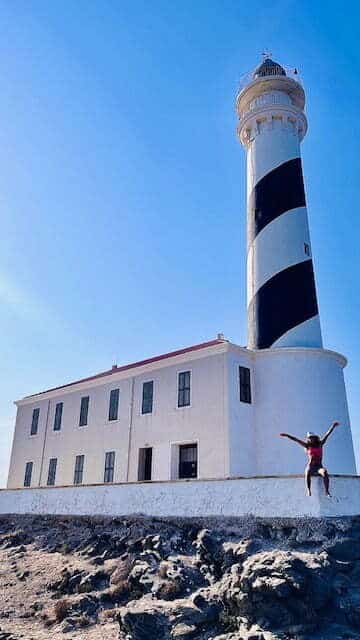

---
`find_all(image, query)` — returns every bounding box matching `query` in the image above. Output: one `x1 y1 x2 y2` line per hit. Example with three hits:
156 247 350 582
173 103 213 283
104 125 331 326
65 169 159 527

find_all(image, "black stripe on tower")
248 157 306 245
248 260 319 349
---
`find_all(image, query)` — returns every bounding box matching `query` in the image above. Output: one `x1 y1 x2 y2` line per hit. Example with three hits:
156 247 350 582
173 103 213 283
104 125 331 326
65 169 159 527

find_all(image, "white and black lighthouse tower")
236 58 357 476
237 57 322 350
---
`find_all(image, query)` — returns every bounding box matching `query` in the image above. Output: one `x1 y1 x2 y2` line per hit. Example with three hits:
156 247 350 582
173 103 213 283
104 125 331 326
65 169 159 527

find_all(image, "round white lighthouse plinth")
253 347 357 475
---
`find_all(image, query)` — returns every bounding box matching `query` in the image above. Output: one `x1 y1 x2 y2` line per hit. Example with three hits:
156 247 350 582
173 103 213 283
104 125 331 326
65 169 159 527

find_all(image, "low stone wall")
0 475 359 518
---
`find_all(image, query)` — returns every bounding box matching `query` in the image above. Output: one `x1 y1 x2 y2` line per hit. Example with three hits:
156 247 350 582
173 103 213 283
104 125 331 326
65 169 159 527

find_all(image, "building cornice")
251 346 347 369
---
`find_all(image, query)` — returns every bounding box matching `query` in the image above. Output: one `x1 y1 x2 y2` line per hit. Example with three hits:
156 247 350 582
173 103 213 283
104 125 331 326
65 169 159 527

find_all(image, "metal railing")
238 64 303 92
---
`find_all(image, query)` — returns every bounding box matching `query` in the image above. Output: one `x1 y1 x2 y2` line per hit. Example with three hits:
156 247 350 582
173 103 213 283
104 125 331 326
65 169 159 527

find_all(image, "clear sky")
0 0 359 487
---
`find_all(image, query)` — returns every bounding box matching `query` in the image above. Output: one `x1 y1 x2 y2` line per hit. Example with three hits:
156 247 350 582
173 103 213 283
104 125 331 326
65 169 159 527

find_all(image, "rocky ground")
0 515 360 639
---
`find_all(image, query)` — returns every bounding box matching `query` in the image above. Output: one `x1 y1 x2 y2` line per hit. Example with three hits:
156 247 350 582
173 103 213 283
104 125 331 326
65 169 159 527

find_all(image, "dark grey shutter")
142 381 154 414
108 389 119 421
239 366 252 403
104 451 115 483
54 402 63 431
178 371 191 407
30 408 40 435
79 396 89 427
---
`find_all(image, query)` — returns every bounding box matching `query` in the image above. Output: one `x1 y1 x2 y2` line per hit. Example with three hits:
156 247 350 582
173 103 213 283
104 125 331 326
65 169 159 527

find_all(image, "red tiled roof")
25 339 228 399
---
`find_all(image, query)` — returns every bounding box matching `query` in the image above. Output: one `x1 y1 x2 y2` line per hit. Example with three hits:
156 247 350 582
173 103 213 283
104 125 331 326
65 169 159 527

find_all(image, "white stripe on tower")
237 58 323 350
247 206 311 301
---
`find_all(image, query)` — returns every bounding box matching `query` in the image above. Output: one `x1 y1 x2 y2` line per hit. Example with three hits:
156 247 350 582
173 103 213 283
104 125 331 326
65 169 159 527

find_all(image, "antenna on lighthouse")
261 49 272 59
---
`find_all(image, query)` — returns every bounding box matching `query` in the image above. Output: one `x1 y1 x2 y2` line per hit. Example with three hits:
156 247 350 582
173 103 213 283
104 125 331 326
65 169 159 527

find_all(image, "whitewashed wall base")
0 476 359 519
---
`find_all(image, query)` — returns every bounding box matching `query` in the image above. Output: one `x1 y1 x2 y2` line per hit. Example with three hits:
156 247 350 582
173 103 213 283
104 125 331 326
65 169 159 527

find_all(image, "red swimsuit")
306 446 323 470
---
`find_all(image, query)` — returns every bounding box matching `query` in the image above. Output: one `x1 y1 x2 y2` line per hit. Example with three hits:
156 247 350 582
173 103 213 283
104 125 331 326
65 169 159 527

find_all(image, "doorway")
179 443 198 479
138 447 153 481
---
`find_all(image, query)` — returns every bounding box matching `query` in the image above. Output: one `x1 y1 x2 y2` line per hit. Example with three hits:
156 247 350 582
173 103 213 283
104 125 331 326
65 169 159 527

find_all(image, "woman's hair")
307 434 321 445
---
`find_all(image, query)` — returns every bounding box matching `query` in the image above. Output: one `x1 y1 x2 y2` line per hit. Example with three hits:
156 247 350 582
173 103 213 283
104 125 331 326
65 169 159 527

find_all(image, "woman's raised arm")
279 433 307 447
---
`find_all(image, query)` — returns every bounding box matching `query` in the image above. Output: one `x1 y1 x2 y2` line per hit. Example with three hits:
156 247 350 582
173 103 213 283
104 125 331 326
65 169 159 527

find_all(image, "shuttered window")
47 458 57 486
30 408 40 435
79 396 89 427
24 462 33 487
104 451 115 483
53 402 63 431
108 389 119 421
74 455 84 485
178 371 191 407
239 366 252 404
141 381 154 415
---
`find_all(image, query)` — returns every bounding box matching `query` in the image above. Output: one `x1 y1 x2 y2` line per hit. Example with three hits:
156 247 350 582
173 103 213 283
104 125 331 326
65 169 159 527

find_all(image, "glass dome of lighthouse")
253 57 287 79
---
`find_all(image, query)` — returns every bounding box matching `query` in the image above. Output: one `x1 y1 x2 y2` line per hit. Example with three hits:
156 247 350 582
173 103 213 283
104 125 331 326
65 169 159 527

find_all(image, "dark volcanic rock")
74 594 98 616
219 549 335 633
1 531 32 549
3 515 360 640
78 570 109 593
193 529 224 575
327 537 360 562
49 568 86 595
119 609 171 640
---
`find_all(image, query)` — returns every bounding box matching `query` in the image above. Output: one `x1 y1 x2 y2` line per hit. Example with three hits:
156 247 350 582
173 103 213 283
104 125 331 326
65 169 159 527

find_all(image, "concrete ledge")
0 476 359 518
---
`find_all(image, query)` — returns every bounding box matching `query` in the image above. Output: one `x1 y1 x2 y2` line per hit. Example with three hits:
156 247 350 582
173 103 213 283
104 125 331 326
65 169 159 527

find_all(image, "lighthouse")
237 57 323 350
235 58 357 475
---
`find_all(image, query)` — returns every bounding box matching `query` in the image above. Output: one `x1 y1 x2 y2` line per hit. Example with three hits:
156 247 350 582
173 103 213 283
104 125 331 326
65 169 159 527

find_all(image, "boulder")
77 570 109 593
327 538 360 562
119 609 171 640
220 550 335 632
60 616 76 633
49 569 85 595
193 529 224 575
74 594 98 616
1 531 32 549
110 554 135 585
171 623 197 638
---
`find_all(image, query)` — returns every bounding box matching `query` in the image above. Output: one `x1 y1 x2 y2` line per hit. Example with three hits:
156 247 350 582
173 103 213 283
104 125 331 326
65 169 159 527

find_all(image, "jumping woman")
280 422 340 496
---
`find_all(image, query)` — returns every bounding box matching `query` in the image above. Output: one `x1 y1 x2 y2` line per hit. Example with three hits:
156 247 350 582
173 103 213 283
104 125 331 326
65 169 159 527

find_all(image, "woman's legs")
318 467 331 496
305 466 312 496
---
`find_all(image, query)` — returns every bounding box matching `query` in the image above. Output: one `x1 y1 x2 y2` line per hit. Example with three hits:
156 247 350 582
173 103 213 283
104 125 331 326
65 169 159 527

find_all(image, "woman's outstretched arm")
279 433 307 447
321 421 340 446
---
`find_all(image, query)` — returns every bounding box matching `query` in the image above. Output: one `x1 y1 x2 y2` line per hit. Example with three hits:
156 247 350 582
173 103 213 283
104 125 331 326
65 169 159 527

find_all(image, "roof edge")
17 338 242 405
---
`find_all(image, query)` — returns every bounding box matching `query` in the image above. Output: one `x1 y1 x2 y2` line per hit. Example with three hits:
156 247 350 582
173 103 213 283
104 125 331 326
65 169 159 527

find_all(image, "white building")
7 57 357 490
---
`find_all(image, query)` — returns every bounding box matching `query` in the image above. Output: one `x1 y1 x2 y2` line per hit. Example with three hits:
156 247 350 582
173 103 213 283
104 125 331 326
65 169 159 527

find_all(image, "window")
142 381 154 415
239 366 252 404
47 458 57 486
24 462 33 487
179 444 197 479
138 447 153 481
304 242 311 257
74 455 84 485
108 389 119 421
104 451 115 483
178 371 191 407
79 396 89 427
30 408 40 435
53 402 63 431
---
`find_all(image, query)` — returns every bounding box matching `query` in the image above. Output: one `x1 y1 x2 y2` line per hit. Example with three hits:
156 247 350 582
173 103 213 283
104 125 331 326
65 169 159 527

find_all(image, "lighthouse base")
0 475 359 519
237 347 357 477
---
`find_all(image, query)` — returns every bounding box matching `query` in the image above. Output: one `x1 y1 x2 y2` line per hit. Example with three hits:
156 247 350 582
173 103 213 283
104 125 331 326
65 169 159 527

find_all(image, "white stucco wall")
226 348 255 476
1 476 359 518
7 343 235 488
254 348 357 475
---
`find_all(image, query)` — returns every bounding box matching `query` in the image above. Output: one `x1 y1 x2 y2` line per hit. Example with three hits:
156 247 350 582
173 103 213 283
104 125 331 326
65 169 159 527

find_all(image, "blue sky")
0 0 359 487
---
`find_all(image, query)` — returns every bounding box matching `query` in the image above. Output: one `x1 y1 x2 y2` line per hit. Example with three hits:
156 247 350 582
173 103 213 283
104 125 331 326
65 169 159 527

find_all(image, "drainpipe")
126 377 135 482
38 400 51 486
